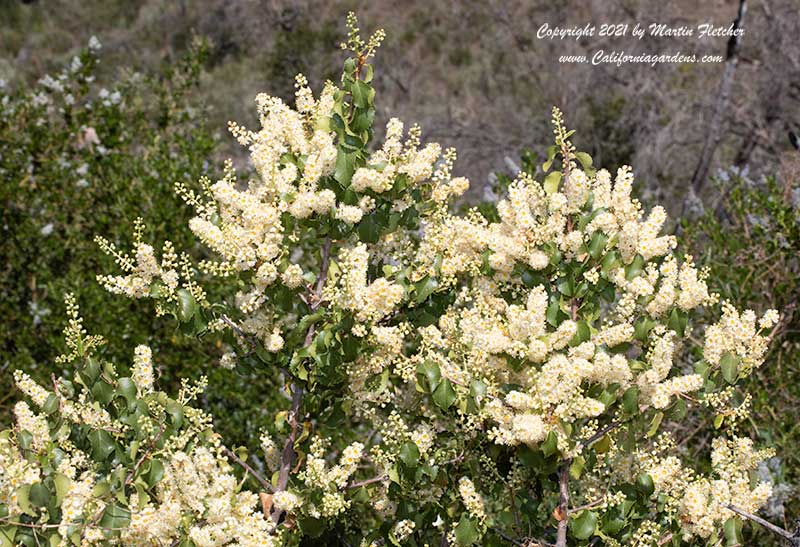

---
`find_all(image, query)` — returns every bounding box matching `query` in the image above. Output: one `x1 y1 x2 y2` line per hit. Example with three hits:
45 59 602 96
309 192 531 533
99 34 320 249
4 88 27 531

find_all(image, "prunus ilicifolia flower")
3 12 783 547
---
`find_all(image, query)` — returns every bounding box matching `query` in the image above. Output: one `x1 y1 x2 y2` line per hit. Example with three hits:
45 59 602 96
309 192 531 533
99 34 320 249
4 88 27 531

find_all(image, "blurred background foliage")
1 0 798 541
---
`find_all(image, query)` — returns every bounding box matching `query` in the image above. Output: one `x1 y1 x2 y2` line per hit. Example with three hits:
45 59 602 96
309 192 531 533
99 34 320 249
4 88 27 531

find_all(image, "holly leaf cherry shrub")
3 13 782 547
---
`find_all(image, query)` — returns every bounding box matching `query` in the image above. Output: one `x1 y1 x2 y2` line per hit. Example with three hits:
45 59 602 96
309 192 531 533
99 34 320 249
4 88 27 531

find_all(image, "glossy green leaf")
647 411 663 437
544 171 562 195
570 510 598 540
637 473 655 496
575 152 593 169
588 232 608 260
541 431 559 457
720 352 739 384
432 379 457 410
399 441 420 468
416 361 441 392
88 429 116 461
455 513 480 545
415 276 439 304
622 386 639 414
176 289 197 322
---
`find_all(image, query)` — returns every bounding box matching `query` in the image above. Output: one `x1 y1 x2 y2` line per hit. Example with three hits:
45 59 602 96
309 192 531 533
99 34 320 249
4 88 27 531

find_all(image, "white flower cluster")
132 344 154 395
298 439 365 518
643 435 774 540
704 302 778 375
125 447 280 547
458 477 486 523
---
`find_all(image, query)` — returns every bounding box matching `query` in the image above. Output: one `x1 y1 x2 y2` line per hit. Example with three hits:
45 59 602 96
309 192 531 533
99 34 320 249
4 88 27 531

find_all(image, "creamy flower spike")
76 16 782 546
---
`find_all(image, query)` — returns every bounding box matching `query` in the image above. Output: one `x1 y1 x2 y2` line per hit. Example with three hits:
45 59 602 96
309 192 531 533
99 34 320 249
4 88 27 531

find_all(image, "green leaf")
542 145 558 172
398 442 420 468
637 473 655 497
414 276 439 304
570 510 598 540
54 473 71 505
334 150 356 186
116 377 137 403
91 380 114 404
667 308 688 337
546 298 561 327
720 352 739 384
98 503 131 530
455 513 480 545
16 486 33 516
647 411 663 437
469 379 487 400
723 517 743 546
176 289 197 322
432 379 457 410
28 483 50 508
0 525 17 547
625 254 644 280
569 456 586 480
42 393 58 415
88 430 116 461
588 232 608 260
622 387 639 414
298 517 324 538
575 152 593 170
543 171 562 195
601 250 619 273
416 361 441 392
351 80 372 109
147 459 164 488
166 401 184 428
541 431 559 457
569 321 590 346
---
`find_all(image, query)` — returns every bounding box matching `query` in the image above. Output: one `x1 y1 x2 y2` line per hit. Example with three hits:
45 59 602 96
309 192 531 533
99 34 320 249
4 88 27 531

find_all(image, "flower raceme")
4 13 782 547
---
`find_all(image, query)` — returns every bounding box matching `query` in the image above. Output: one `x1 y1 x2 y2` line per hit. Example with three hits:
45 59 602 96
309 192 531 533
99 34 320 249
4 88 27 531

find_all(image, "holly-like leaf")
720 352 739 384
398 441 420 468
544 171 562 195
433 378 457 410
416 361 441 392
570 510 598 540
415 276 439 304
177 289 197 322
455 513 480 545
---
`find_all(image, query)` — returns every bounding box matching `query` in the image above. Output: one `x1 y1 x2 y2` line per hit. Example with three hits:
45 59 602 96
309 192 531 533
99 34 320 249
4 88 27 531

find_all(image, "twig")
347 474 388 489
491 526 530 546
570 497 605 514
725 504 800 546
124 426 166 486
555 461 571 547
580 421 620 448
272 383 303 524
222 446 274 493
271 238 333 524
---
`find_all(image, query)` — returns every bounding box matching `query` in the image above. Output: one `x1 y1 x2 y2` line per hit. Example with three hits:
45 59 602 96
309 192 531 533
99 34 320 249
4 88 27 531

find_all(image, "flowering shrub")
3 14 784 547
683 167 800 537
0 35 217 410
0 34 286 451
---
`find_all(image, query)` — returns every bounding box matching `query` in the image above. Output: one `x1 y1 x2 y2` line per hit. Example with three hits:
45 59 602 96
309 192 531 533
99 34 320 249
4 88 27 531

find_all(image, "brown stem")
347 474 388 489
579 420 620 448
124 426 165 486
272 383 303 524
222 446 274 493
556 461 571 547
570 497 605 514
271 239 333 523
725 504 800 546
